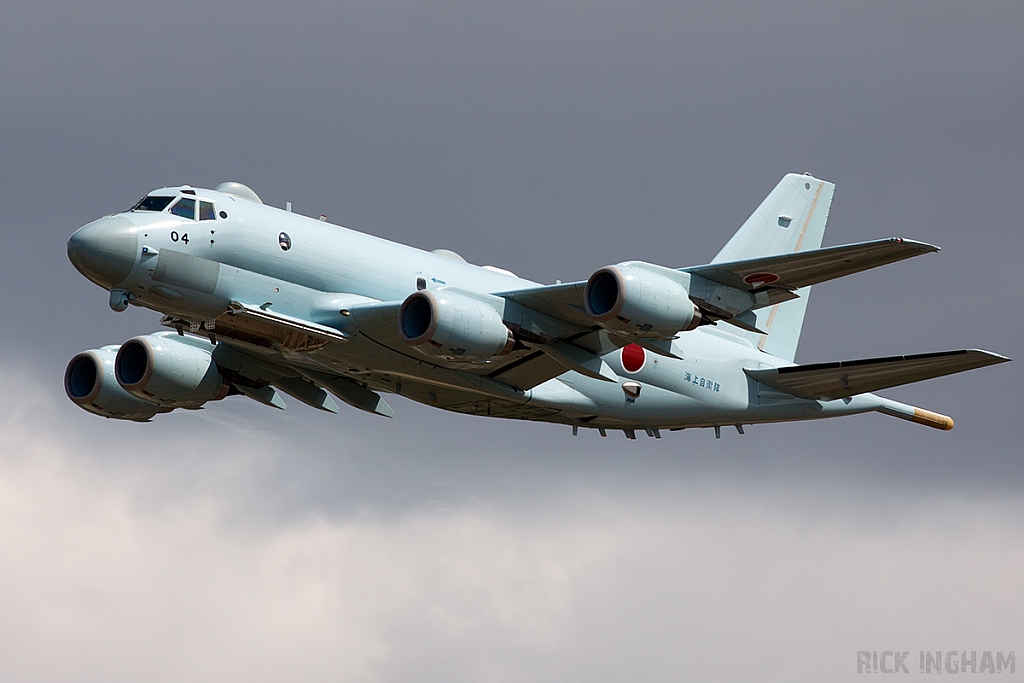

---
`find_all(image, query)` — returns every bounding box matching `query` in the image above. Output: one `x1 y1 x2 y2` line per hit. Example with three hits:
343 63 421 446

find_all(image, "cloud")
0 374 1020 682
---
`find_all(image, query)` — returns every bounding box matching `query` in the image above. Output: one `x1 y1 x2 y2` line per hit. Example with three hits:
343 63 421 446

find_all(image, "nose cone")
68 216 139 288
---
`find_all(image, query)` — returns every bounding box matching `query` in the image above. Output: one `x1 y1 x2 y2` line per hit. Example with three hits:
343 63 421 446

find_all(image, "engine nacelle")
64 346 166 421
115 333 227 408
398 289 514 360
584 264 701 338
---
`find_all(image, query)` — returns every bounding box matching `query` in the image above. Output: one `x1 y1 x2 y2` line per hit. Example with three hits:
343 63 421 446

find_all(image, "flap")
226 301 350 343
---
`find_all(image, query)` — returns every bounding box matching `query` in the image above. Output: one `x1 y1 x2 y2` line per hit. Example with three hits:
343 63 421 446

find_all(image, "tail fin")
713 173 835 361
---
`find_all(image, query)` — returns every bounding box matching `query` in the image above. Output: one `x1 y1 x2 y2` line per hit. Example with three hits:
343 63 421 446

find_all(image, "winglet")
877 399 954 430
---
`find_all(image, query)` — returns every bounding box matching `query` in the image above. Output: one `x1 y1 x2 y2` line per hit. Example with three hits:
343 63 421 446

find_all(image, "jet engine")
398 289 514 360
115 332 227 408
64 346 166 421
584 264 701 338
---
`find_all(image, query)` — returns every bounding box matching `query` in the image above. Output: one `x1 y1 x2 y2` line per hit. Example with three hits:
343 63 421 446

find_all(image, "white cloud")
0 379 1020 682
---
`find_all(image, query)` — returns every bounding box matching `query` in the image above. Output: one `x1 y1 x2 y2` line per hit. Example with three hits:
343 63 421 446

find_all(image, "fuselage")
67 184 882 432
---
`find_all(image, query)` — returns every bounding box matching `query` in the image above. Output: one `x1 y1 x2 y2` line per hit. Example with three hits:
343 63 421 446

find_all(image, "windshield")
169 197 196 219
131 195 175 212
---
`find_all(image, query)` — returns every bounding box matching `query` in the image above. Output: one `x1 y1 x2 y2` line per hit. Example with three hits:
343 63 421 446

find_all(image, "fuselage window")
132 195 175 212
199 201 216 221
170 197 196 220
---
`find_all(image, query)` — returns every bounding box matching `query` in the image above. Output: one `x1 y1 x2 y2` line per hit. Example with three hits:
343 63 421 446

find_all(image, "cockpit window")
170 197 196 220
132 195 175 212
199 201 216 221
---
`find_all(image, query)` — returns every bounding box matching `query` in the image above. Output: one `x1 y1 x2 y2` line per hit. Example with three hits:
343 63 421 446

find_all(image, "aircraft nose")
67 216 139 288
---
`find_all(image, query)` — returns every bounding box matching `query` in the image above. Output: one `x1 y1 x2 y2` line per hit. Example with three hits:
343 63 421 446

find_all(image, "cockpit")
130 192 221 221
131 195 175 212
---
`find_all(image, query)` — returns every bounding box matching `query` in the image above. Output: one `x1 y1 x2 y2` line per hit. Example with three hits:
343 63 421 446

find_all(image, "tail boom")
877 399 955 430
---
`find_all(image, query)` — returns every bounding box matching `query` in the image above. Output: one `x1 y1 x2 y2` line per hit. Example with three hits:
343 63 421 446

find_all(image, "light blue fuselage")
69 185 883 432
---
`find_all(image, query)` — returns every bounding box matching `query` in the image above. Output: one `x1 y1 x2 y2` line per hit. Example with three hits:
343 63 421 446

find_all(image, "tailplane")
745 349 1009 401
744 349 1010 430
713 173 835 361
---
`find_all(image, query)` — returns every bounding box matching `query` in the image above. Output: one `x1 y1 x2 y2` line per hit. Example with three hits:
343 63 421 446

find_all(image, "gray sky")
0 1 1021 681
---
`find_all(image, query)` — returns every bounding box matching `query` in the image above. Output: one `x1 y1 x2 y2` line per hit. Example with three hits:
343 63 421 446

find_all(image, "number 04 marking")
170 231 189 244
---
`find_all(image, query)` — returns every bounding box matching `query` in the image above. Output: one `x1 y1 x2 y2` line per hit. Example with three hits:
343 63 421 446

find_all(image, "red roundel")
621 343 646 373
743 272 780 286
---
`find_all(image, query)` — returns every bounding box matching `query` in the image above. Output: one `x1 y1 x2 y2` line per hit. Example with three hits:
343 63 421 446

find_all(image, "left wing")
501 237 940 320
683 237 939 292
330 238 945 391
177 237 948 399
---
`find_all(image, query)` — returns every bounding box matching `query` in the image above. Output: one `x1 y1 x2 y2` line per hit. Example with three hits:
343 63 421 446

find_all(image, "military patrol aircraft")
65 174 1008 438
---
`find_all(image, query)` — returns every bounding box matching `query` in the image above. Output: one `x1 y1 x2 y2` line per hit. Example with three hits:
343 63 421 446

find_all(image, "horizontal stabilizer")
746 349 1010 401
687 238 939 292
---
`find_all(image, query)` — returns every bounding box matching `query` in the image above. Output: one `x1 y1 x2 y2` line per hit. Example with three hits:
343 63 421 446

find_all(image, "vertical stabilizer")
712 174 835 362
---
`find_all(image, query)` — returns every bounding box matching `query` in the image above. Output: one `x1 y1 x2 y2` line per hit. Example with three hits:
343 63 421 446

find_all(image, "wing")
499 281 592 327
182 237 947 402
684 237 939 292
745 349 1010 401
497 238 940 346
159 311 396 417
343 291 606 392
333 238 944 392
500 239 939 316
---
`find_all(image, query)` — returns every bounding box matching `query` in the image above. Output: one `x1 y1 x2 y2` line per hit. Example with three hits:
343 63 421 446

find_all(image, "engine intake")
64 347 165 421
115 333 227 408
584 265 701 338
399 289 514 360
